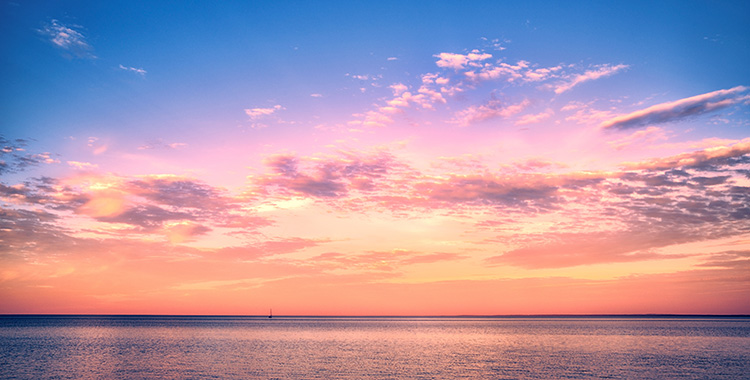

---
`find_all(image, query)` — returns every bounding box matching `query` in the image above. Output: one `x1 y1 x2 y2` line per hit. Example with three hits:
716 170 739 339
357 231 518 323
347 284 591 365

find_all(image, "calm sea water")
1 316 748 379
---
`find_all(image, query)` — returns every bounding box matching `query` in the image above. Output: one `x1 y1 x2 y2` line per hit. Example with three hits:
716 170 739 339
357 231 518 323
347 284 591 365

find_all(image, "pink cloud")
67 161 98 170
434 51 492 70
163 221 211 244
512 158 568 171
245 105 284 119
349 110 395 128
390 83 408 95
421 73 450 86
87 137 108 155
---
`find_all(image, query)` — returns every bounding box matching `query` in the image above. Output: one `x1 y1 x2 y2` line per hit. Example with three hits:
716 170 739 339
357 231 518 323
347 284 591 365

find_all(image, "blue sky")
4 1 748 142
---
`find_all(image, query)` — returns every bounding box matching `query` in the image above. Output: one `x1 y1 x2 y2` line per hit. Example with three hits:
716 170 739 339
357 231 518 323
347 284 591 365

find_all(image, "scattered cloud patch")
480 37 507 51
464 60 529 82
0 136 58 174
343 46 630 131
434 51 492 70
39 19 95 58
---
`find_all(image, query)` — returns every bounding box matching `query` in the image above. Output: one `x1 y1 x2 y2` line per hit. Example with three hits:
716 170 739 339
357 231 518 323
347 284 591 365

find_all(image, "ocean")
1 315 748 379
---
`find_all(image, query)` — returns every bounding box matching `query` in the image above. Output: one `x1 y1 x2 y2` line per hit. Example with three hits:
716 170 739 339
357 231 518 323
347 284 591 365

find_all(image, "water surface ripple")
1 316 748 379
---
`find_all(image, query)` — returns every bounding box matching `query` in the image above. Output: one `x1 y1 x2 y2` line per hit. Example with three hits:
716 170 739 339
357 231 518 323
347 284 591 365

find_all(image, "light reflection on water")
1 316 748 379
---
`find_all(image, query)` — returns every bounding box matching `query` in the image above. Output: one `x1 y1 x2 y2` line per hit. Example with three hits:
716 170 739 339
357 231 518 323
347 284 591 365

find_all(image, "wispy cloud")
553 64 628 94
349 74 377 81
67 161 98 170
349 110 394 128
87 137 108 155
39 19 95 58
452 99 530 127
516 109 554 126
562 101 617 125
311 250 466 272
487 229 692 269
601 86 750 130
138 140 187 150
119 64 147 76
607 127 668 150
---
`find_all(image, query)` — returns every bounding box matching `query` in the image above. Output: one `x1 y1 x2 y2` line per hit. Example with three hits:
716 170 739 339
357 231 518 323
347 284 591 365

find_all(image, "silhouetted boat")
268 309 273 319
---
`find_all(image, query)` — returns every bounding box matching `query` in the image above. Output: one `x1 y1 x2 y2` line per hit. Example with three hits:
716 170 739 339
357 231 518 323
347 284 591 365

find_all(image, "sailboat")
268 308 273 319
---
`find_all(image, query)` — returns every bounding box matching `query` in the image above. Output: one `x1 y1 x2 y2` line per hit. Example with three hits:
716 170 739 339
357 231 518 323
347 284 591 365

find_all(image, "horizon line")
2 313 749 318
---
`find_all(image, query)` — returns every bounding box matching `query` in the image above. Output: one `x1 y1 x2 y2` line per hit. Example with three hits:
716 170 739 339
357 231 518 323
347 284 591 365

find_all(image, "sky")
1 0 749 315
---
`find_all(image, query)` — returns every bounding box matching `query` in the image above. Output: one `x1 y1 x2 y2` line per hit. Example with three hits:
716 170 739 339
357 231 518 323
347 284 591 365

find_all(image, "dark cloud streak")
601 86 748 130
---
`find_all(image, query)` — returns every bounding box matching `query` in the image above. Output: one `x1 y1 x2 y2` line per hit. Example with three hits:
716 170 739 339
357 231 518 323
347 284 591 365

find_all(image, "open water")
0 315 748 379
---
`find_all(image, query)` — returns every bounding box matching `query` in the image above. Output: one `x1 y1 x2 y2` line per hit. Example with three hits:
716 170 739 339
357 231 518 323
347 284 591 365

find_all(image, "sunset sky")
2 1 749 315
